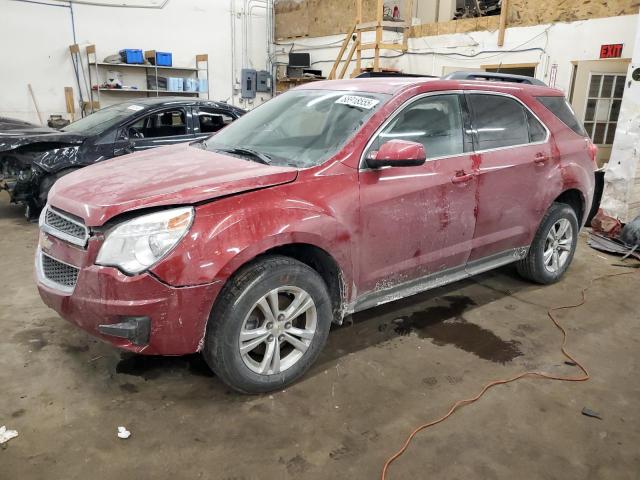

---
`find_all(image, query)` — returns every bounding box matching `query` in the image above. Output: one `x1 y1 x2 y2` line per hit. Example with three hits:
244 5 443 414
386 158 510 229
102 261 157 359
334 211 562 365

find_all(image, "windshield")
203 90 388 168
61 101 146 134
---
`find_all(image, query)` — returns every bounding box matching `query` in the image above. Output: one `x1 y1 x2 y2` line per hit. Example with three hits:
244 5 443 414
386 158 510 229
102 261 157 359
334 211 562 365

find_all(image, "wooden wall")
275 0 640 40
275 0 379 39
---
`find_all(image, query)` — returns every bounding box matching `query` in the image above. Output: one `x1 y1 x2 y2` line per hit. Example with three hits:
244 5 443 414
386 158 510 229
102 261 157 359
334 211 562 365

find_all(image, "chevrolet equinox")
36 74 596 393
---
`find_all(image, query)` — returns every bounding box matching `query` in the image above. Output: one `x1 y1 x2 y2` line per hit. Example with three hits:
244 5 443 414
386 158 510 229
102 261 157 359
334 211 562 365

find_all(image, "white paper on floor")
117 426 131 439
0 426 18 444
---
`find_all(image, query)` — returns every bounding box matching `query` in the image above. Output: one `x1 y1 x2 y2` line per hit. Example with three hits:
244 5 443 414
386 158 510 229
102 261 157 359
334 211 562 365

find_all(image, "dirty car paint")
37 78 596 356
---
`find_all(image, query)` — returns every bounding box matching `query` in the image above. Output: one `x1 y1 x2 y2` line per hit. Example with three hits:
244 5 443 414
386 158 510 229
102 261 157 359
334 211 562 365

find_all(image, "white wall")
275 14 638 95
0 0 271 124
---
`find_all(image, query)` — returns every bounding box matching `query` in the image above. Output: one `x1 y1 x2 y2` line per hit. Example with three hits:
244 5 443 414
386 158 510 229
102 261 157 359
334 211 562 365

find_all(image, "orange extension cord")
381 269 639 480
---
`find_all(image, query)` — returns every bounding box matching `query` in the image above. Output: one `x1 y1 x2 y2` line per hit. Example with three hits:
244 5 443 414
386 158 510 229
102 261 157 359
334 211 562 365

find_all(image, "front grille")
41 253 79 289
43 207 88 246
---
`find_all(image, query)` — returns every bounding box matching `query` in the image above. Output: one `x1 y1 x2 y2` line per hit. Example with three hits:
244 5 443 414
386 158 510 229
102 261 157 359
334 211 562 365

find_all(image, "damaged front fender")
32 145 82 173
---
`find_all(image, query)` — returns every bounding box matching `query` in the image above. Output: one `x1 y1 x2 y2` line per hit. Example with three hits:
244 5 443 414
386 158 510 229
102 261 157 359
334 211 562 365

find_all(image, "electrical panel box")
241 68 257 99
256 70 272 92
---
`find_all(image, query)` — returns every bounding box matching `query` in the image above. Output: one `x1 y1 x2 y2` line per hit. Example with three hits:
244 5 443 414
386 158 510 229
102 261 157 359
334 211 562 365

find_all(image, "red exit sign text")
600 44 623 59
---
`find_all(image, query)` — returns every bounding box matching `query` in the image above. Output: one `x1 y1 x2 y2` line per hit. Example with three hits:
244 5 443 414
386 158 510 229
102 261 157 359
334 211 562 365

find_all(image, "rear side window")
468 94 529 150
537 96 587 137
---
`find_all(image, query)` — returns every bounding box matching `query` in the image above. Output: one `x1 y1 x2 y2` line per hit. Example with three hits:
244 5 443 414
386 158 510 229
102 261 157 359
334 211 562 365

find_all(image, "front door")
357 93 478 300
114 107 194 155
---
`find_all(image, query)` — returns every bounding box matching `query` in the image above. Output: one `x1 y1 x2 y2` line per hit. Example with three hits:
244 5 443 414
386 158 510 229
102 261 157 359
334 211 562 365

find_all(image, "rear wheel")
517 203 579 284
203 255 332 394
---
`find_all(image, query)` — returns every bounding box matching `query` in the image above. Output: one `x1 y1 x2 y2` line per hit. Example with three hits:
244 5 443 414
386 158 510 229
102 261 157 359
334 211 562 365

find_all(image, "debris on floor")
581 407 603 420
591 210 623 237
0 425 19 445
620 215 640 248
117 426 131 439
588 213 640 261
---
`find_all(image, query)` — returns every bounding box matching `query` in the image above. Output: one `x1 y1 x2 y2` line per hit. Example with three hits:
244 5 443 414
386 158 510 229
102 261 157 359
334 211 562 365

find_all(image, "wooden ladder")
328 0 413 80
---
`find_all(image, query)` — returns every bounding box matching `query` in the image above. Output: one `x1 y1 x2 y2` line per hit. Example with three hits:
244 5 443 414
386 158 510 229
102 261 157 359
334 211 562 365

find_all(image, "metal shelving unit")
85 44 210 112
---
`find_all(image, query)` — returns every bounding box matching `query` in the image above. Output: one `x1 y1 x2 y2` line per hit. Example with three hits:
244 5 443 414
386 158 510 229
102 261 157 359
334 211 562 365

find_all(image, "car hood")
0 131 86 153
49 143 299 226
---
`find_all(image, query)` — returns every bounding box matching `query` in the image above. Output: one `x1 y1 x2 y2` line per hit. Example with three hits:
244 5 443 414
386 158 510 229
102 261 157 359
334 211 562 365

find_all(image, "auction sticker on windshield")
335 95 380 110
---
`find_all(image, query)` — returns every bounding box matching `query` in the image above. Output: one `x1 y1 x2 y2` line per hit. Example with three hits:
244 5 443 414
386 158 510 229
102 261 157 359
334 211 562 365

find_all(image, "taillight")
588 141 598 167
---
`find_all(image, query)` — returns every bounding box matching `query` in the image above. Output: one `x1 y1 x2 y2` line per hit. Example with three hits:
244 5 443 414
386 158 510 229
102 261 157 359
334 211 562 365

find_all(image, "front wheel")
516 202 579 284
203 255 332 394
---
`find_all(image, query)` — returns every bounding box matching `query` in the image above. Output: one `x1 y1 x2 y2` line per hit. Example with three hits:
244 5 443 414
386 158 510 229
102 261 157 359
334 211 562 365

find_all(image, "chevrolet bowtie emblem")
40 232 53 251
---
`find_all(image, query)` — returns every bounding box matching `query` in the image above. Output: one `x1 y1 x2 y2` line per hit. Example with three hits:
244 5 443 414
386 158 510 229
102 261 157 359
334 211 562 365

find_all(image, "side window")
368 94 465 160
468 94 529 149
128 109 187 138
527 111 547 142
197 108 235 134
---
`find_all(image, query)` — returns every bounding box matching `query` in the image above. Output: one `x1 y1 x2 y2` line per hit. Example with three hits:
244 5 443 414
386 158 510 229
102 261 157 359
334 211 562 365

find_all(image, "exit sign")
600 44 623 59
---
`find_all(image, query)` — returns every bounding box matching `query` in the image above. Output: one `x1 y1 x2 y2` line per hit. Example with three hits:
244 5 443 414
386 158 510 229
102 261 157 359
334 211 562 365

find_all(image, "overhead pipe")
230 0 237 104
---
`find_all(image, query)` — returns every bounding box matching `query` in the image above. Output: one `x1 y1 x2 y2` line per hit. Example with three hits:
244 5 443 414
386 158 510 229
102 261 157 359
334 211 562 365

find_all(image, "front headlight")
96 207 194 275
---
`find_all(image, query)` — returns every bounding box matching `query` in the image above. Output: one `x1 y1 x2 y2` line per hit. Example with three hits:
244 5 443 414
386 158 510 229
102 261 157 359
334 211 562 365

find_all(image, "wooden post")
329 24 356 80
28 84 43 126
374 0 383 71
497 0 509 47
64 87 75 121
339 40 359 79
355 0 362 76
403 0 413 52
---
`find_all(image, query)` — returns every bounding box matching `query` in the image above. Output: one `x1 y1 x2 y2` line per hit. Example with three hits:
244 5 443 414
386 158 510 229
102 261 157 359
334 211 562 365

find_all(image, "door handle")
534 153 549 164
451 171 474 184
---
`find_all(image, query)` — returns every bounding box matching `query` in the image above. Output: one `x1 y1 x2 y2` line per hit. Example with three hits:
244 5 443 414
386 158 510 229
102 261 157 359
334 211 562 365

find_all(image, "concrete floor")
1 190 639 479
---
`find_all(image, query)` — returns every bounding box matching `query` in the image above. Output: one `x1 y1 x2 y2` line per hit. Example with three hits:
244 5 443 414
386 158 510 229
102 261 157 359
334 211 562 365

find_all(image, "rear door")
465 92 553 268
357 92 478 298
114 106 194 155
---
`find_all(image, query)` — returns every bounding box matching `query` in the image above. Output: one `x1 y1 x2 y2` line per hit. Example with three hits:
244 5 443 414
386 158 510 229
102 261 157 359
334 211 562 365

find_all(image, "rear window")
537 96 587 137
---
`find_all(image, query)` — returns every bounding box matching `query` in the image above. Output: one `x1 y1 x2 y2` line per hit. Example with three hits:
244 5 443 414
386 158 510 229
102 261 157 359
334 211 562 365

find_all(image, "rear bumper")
36 249 222 355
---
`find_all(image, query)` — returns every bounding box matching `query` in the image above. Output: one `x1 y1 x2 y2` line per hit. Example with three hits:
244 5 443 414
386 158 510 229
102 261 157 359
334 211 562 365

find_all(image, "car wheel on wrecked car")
516 202 579 284
203 255 332 394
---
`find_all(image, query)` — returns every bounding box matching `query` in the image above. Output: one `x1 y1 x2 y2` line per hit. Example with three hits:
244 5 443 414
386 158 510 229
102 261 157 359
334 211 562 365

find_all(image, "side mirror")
366 140 426 168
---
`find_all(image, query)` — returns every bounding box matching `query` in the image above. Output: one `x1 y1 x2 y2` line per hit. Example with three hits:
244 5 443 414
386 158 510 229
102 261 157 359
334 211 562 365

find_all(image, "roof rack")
443 71 547 86
355 71 436 78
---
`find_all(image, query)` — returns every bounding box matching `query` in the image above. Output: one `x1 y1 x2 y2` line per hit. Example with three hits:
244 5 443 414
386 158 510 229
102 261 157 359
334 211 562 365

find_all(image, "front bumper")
36 247 221 355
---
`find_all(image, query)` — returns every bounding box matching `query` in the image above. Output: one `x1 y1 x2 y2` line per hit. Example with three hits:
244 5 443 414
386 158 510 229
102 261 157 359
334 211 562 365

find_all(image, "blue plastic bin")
119 49 144 64
154 52 172 67
167 77 184 91
184 78 198 92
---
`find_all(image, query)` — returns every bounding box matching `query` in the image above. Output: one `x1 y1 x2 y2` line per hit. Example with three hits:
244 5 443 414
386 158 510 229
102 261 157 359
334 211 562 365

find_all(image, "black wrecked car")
0 98 245 217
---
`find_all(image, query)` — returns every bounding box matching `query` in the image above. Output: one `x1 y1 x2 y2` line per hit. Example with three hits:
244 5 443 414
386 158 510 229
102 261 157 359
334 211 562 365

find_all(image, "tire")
37 168 79 209
203 255 332 394
516 202 579 284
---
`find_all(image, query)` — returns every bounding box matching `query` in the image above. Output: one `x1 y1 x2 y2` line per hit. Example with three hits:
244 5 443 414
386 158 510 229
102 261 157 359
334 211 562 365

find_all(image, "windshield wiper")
215 147 272 165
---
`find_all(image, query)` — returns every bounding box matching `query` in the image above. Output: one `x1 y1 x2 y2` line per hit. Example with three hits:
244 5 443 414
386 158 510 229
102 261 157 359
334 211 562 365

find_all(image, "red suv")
36 74 596 393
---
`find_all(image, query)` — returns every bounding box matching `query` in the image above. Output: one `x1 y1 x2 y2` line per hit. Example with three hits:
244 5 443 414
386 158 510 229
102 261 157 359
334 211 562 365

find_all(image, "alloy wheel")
239 286 317 375
543 218 573 273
